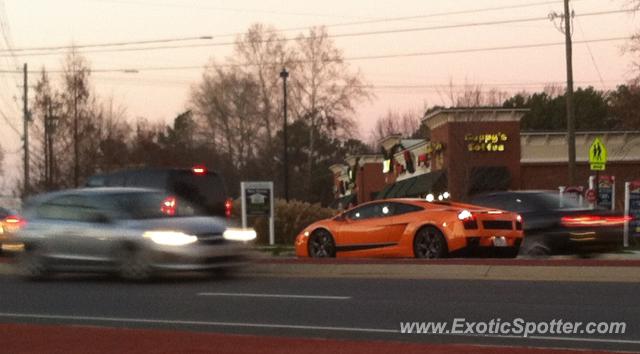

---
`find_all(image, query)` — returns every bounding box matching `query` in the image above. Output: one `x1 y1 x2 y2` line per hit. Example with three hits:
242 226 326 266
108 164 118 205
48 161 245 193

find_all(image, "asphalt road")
0 272 639 352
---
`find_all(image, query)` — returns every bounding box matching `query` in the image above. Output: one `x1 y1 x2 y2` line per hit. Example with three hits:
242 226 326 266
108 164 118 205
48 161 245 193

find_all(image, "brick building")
329 108 640 210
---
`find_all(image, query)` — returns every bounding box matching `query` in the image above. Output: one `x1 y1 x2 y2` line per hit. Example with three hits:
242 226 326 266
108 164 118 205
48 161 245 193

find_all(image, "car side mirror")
334 214 347 222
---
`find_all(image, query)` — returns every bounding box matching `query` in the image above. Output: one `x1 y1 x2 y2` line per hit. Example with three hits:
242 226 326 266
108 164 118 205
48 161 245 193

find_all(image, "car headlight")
223 228 257 242
143 231 198 246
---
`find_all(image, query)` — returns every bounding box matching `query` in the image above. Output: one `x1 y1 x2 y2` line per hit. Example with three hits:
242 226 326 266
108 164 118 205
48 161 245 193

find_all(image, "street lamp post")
280 68 289 202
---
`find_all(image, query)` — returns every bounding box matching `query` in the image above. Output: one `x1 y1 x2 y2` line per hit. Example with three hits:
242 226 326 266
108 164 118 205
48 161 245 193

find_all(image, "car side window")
346 203 393 220
391 202 423 216
37 195 99 222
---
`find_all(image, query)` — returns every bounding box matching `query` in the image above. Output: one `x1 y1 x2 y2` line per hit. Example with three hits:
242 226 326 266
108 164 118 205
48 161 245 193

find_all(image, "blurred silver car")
15 188 255 280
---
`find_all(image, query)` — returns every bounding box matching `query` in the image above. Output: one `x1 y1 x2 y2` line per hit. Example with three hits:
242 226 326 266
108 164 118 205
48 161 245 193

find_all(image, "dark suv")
86 166 231 217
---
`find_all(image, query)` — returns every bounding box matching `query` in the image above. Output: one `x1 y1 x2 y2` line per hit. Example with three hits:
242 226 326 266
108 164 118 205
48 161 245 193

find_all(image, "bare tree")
370 110 420 145
191 66 262 177
290 26 371 193
232 24 293 153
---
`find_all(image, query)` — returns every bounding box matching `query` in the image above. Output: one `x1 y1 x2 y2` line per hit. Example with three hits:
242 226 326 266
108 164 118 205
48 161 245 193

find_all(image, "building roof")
521 131 640 163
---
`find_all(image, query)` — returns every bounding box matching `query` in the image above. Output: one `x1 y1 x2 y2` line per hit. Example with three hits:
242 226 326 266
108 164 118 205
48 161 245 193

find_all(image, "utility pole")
73 76 79 187
564 0 576 186
22 63 29 198
280 68 289 202
44 97 49 188
45 98 57 189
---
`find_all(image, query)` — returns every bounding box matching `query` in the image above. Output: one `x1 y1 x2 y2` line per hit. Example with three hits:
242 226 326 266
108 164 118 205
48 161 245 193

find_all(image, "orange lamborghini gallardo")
295 198 524 258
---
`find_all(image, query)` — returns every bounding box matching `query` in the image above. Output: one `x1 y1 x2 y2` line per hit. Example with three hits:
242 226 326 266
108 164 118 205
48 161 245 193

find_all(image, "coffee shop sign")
465 132 508 152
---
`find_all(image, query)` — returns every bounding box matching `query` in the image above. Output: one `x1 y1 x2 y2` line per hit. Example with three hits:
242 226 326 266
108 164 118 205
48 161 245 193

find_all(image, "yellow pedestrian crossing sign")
589 137 607 171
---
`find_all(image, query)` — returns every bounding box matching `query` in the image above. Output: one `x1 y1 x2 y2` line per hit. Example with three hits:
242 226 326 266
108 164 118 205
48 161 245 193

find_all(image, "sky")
0 0 638 194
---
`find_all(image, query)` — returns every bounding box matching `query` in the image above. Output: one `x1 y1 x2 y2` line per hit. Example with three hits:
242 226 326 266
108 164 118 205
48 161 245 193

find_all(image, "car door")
336 202 399 249
37 195 111 266
387 202 425 242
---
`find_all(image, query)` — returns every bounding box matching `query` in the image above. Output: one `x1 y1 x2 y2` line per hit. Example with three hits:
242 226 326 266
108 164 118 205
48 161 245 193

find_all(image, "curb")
242 262 640 283
3 257 640 283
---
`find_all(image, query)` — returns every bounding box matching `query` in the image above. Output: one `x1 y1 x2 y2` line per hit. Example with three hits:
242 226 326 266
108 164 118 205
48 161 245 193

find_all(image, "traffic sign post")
589 137 608 208
589 137 607 171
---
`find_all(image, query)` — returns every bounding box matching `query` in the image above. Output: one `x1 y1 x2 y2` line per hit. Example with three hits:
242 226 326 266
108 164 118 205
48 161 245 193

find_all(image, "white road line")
197 292 351 300
0 313 395 334
0 312 638 346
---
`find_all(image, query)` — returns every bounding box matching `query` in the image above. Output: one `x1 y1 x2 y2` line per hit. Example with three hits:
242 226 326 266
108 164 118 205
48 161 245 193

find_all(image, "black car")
470 191 628 256
86 166 231 217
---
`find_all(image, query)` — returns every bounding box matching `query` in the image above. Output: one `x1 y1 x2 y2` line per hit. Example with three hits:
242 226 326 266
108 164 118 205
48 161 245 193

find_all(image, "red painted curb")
0 323 623 354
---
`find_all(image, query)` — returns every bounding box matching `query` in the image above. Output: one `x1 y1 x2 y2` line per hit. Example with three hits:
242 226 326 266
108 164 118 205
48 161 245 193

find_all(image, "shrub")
237 199 337 245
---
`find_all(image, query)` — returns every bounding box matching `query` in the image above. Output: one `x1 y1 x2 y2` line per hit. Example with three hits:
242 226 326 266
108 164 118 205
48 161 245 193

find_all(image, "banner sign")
629 181 640 239
598 175 615 210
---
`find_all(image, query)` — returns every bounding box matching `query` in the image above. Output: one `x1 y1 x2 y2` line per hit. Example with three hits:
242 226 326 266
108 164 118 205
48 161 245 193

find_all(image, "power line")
86 0 581 36
91 75 623 89
0 7 630 57
0 35 214 54
84 0 372 20
576 17 606 88
0 108 20 135
0 35 631 74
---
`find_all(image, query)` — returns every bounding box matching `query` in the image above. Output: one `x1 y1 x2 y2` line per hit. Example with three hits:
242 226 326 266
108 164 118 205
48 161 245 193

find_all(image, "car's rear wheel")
495 246 520 258
117 247 154 281
308 229 336 258
19 246 50 280
414 226 448 259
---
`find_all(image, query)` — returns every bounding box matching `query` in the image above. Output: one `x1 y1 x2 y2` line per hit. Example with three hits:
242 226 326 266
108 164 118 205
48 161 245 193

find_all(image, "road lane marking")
0 313 394 334
0 313 639 346
197 292 351 300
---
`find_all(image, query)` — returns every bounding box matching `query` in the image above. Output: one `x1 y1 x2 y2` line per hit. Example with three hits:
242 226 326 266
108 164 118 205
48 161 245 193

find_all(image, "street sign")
589 137 607 171
245 188 271 216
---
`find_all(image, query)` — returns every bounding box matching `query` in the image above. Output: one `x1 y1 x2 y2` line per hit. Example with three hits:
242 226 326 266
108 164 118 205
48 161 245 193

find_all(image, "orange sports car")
295 198 524 258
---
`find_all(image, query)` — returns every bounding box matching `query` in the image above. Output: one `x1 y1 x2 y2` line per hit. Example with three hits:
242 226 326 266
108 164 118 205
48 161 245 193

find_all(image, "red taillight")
192 165 207 175
161 196 177 216
458 210 477 229
2 215 26 233
225 199 233 218
561 215 633 227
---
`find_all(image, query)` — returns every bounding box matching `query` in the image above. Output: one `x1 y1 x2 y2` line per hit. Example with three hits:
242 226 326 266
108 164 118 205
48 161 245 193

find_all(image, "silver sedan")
15 188 255 280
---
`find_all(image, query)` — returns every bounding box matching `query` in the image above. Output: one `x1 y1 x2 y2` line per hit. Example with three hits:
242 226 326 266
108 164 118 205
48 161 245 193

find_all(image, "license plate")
492 236 507 247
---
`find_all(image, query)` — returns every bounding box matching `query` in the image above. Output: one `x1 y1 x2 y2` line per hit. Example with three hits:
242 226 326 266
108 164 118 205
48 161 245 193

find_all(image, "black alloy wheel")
413 226 448 259
308 229 336 258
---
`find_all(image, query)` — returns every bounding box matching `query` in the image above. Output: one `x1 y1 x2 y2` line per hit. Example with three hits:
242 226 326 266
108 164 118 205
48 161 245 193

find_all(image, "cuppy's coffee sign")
464 133 508 152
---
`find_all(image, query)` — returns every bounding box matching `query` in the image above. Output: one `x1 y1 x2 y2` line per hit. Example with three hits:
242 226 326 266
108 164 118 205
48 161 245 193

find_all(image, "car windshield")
98 192 206 220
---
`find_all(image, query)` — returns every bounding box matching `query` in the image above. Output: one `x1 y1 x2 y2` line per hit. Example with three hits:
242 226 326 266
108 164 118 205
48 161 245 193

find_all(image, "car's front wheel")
117 247 154 281
308 229 336 258
414 226 448 259
19 246 51 280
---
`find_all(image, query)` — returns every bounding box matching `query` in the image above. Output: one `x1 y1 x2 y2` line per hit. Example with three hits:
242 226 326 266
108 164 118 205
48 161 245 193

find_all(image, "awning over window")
375 171 447 199
405 171 446 197
329 194 356 210
375 184 394 199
